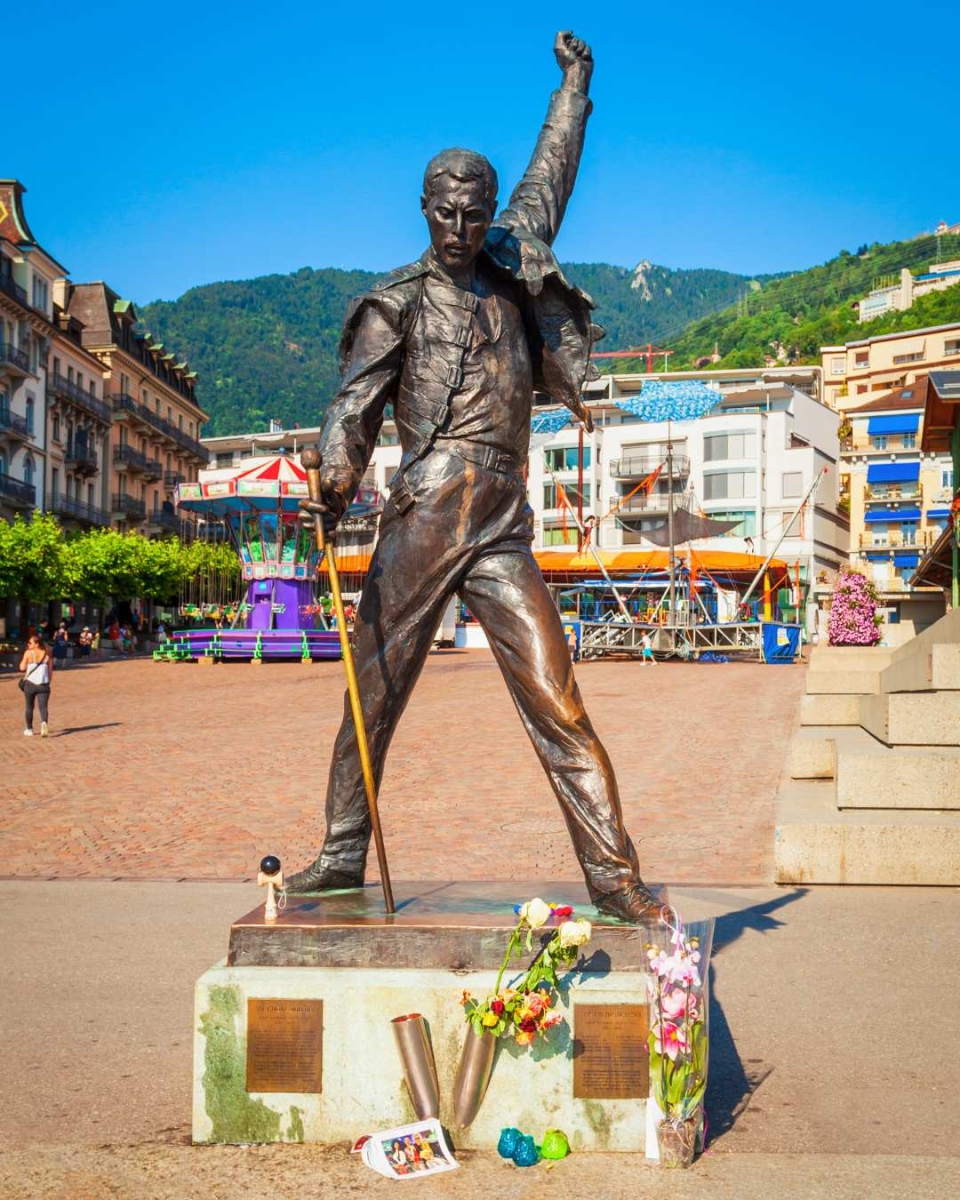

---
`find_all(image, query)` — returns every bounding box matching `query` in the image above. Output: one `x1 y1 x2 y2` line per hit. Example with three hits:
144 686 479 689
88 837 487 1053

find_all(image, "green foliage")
0 517 240 606
141 261 762 435
652 233 960 372
0 514 73 602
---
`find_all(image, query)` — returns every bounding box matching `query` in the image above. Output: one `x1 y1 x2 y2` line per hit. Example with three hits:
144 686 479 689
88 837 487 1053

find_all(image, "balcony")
863 485 923 504
841 437 919 456
164 471 183 489
0 472 36 507
0 406 32 441
143 457 163 481
112 493 146 521
0 341 31 376
47 373 113 424
616 490 684 514
0 274 28 307
47 492 110 527
858 529 937 551
609 454 690 479
65 445 99 476
113 444 149 472
111 391 206 460
148 508 179 532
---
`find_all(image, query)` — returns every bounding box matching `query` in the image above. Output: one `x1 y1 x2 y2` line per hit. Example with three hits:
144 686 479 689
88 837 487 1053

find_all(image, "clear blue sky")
18 0 958 304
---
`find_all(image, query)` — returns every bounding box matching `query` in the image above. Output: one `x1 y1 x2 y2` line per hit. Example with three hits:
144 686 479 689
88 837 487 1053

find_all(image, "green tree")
0 514 71 603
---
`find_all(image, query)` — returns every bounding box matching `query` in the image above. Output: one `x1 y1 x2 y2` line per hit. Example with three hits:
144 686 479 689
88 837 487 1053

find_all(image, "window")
943 468 955 491
871 434 888 450
830 357 846 376
543 482 590 508
854 352 869 368
893 352 924 365
25 396 34 434
857 384 868 394
52 415 60 443
901 432 916 449
871 522 888 547
782 471 803 499
703 432 756 462
31 276 48 312
544 446 591 471
23 455 35 486
51 468 59 499
703 471 756 500
542 526 577 546
901 521 918 546
706 510 757 538
945 339 960 357
0 450 6 476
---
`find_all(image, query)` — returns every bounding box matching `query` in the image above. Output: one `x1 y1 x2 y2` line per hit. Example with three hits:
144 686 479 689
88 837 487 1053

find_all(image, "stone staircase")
775 608 960 884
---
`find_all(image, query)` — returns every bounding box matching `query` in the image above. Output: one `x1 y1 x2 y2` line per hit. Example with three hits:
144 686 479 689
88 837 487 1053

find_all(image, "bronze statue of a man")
289 32 659 920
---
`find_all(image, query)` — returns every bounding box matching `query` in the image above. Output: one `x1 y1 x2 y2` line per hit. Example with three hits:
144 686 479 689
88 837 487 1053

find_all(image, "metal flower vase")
452 1027 497 1127
391 1013 440 1120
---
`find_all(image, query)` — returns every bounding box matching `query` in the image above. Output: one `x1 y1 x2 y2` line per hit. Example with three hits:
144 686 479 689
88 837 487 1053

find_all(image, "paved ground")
0 652 805 885
2 882 959 1199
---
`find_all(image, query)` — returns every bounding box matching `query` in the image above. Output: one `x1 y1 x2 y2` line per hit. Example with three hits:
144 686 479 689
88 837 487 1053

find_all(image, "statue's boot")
284 859 365 894
594 880 663 923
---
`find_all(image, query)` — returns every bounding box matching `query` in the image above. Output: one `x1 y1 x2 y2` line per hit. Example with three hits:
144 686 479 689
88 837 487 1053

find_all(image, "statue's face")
421 176 494 272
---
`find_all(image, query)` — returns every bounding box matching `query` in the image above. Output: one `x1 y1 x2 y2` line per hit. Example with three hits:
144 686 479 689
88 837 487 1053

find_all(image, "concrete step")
837 744 960 810
800 694 862 726
808 646 895 671
788 725 879 780
806 671 881 696
774 778 960 884
881 643 960 694
859 691 960 747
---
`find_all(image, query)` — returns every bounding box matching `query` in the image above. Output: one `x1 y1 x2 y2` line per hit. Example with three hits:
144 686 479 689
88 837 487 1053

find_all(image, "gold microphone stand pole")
301 448 395 914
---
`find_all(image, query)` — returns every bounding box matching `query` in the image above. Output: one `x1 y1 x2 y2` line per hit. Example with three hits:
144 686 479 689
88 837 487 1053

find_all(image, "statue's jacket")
319 86 603 516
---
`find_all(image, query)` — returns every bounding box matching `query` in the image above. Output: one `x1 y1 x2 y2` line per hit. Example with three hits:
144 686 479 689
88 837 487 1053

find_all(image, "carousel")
167 452 381 662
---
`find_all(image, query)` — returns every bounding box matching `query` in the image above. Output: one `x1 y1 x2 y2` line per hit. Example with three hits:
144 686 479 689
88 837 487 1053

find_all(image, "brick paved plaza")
0 651 804 885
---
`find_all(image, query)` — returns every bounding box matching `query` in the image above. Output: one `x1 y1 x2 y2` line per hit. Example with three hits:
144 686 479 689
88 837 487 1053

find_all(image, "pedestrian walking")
52 621 70 668
19 634 53 737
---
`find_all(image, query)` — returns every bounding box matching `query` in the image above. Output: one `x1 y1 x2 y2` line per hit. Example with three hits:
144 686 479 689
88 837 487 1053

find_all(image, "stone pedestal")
193 881 664 1150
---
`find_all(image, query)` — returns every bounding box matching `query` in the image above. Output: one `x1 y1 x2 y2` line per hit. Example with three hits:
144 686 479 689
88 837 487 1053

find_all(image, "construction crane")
590 343 673 373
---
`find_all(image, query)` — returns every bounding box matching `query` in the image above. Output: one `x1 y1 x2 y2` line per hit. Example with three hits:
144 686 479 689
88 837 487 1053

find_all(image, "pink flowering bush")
828 567 881 646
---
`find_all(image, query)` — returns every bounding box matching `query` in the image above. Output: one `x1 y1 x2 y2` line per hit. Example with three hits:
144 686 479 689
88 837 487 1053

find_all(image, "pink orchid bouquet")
459 898 591 1048
645 910 709 1138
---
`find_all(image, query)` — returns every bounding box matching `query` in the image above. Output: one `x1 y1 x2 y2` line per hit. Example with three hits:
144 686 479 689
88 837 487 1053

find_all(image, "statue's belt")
390 440 523 514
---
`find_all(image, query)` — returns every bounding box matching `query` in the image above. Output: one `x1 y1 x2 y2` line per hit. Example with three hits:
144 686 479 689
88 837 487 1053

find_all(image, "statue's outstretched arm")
497 31 594 247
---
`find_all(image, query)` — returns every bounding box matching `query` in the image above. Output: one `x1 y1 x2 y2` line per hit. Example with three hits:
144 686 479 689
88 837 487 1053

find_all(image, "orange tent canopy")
317 547 789 586
534 547 788 580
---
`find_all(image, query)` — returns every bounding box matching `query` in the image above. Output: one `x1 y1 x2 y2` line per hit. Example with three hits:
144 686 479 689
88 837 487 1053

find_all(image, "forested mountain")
647 232 960 373
142 230 960 435
141 260 756 435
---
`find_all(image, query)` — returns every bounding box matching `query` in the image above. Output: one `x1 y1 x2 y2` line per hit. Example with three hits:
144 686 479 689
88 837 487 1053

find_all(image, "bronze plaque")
573 1002 649 1099
246 998 323 1093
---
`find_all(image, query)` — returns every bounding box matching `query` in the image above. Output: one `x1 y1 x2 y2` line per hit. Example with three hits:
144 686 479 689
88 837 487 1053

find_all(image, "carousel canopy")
176 454 381 518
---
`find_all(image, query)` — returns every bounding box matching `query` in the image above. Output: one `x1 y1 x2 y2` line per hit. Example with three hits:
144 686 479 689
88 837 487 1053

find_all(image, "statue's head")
421 148 497 272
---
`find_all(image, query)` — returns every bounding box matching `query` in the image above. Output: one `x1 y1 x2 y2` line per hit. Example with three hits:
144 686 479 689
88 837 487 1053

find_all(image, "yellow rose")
482 1011 499 1027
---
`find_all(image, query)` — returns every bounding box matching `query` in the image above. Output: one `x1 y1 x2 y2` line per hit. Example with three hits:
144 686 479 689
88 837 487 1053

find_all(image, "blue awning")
867 462 920 484
864 507 921 522
867 415 920 435
894 553 920 566
927 508 951 519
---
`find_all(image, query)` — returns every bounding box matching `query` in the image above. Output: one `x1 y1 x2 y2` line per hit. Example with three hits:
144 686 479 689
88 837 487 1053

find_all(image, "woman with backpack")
19 634 53 737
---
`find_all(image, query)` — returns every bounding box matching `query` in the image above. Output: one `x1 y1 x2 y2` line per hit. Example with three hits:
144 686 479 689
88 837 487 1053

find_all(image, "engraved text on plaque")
573 1002 649 1099
246 998 323 1093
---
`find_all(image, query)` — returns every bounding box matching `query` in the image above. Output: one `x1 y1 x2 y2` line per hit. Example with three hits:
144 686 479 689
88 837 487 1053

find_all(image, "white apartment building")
527 371 848 629
858 262 960 323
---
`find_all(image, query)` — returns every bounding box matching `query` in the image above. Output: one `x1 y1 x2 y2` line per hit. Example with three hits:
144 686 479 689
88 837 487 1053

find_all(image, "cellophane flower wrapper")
643 913 715 1160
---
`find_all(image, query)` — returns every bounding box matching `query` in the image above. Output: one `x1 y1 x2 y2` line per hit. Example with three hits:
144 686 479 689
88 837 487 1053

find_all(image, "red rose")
552 905 574 921
491 999 504 1016
520 1018 537 1034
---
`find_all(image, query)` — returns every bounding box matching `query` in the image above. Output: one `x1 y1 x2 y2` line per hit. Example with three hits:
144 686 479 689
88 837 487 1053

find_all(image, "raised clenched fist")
554 31 593 94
